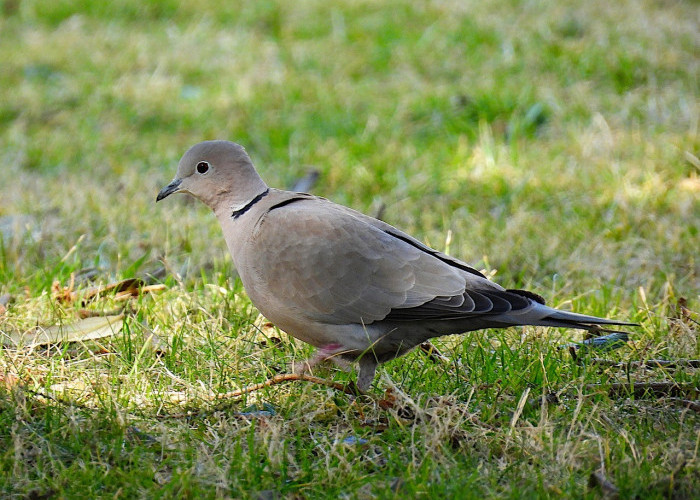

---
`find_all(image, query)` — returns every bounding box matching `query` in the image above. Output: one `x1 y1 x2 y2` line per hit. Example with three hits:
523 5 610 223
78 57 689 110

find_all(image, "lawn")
0 0 698 497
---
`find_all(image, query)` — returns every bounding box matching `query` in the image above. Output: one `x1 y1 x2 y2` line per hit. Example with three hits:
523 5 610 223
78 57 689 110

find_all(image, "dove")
157 140 636 392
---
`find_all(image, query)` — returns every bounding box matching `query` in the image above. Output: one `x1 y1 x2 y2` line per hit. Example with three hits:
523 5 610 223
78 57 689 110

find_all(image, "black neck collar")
231 188 270 219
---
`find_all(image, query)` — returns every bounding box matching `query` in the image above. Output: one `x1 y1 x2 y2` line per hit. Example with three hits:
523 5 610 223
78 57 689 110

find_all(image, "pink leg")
292 343 353 374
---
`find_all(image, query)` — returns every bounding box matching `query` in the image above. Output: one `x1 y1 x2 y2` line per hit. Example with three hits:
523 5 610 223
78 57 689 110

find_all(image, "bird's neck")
213 182 270 265
211 174 268 219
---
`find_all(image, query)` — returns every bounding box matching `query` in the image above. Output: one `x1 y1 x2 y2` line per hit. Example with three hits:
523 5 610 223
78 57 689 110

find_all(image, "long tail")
529 308 639 331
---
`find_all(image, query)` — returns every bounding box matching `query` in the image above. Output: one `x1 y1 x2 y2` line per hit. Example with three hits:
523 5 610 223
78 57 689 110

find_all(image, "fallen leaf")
113 283 166 301
2 314 124 347
53 277 166 305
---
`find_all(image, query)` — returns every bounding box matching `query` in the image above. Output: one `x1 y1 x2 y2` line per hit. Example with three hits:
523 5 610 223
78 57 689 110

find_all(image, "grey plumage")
157 140 636 392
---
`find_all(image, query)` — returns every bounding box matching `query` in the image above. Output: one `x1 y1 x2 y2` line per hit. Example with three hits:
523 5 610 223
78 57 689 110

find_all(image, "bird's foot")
355 355 378 393
291 343 351 375
291 345 378 394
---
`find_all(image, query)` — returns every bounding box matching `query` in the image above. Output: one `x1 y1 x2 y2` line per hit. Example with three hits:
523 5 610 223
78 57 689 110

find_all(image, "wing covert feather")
248 200 468 324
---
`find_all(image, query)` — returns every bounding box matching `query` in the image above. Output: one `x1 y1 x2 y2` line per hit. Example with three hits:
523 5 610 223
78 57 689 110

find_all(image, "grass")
0 0 698 497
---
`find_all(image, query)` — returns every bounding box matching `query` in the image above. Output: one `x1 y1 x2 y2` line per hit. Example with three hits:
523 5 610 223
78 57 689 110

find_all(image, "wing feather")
246 197 537 325
248 199 467 324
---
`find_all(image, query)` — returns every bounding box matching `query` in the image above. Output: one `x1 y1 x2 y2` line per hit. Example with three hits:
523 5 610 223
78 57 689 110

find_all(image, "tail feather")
533 308 638 331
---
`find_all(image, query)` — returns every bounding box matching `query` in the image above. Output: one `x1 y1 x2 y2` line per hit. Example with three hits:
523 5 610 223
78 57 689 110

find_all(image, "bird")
157 140 635 392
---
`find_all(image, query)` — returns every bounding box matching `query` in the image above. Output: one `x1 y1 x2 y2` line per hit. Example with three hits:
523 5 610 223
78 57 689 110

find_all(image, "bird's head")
157 140 267 213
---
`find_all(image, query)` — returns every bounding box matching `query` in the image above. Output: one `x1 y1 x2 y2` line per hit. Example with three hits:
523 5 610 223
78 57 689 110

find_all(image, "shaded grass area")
0 0 698 497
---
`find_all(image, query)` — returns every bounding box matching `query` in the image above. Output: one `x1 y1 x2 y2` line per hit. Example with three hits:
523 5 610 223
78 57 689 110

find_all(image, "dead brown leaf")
114 283 166 301
52 276 166 305
378 388 397 410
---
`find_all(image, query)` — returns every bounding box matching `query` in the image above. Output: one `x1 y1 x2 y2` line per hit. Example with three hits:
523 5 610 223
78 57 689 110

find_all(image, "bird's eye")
196 161 209 174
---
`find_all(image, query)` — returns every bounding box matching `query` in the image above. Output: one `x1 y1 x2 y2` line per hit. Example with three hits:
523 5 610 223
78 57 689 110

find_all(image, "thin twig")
666 398 700 413
589 358 700 369
586 382 698 398
26 373 356 421
153 374 357 419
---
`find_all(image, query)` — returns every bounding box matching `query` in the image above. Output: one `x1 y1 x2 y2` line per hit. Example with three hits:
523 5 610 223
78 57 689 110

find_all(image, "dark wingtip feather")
506 288 546 305
539 311 640 330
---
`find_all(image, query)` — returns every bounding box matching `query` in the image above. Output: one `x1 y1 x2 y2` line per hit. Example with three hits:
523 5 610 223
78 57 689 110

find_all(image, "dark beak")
156 178 182 202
